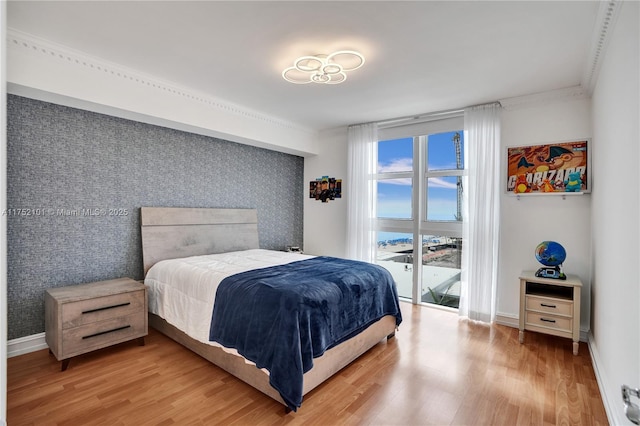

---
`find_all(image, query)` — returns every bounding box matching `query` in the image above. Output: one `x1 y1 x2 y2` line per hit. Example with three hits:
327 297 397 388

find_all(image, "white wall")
303 126 349 257
590 2 639 424
497 97 592 333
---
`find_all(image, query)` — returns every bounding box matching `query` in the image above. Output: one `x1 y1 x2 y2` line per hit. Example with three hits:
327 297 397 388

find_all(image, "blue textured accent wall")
7 95 304 339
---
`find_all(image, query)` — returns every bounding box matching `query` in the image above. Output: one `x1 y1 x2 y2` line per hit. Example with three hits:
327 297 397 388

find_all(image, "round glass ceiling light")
282 50 365 85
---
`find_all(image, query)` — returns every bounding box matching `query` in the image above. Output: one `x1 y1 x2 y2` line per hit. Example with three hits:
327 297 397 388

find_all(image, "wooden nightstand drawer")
525 311 572 333
62 312 147 358
45 277 148 370
525 295 573 317
61 290 146 329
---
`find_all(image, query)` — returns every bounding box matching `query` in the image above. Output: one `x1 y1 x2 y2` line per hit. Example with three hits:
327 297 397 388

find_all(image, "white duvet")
145 249 313 345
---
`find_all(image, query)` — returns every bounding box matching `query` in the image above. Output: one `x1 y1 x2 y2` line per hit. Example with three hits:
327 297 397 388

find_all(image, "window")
377 137 413 219
375 118 464 309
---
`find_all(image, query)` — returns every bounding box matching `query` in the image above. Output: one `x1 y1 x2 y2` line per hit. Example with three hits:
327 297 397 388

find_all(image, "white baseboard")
495 312 519 328
588 332 627 426
7 332 47 358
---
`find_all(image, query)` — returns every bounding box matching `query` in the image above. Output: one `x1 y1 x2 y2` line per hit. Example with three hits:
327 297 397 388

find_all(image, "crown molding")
500 1 623 111
499 86 588 110
581 0 622 96
6 28 313 135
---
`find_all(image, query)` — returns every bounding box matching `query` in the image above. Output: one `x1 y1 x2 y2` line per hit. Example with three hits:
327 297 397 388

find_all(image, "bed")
140 207 402 411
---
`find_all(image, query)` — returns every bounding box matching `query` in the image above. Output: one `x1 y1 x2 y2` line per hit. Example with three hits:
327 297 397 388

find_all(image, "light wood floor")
8 302 608 425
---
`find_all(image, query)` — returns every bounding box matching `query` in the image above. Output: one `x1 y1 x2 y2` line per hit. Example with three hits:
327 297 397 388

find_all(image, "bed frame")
140 207 397 409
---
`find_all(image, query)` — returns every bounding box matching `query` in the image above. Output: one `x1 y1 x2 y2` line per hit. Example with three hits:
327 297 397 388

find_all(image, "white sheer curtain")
346 123 378 263
459 103 501 322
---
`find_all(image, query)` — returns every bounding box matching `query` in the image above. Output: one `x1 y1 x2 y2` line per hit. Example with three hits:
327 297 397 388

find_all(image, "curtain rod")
351 101 501 128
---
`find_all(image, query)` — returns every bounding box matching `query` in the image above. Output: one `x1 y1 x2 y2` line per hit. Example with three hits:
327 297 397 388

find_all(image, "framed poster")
506 139 590 194
309 176 342 203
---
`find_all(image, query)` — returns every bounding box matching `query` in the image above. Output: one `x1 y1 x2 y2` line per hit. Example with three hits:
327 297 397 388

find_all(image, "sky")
377 130 464 242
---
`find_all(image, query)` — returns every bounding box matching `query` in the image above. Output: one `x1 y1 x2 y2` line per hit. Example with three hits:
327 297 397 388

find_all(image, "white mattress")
145 249 313 345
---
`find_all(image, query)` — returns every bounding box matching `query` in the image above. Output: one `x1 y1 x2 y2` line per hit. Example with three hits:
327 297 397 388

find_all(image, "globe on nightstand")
534 241 567 280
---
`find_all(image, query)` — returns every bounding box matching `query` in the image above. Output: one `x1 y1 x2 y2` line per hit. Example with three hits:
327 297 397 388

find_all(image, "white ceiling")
7 1 600 131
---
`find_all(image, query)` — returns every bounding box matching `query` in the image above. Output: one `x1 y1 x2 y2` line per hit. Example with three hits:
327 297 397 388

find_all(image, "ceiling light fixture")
282 50 365 85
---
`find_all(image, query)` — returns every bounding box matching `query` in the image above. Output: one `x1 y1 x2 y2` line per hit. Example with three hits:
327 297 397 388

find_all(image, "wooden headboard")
140 207 260 276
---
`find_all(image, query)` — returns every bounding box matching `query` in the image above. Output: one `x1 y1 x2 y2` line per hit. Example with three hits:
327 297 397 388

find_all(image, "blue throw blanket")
209 256 402 411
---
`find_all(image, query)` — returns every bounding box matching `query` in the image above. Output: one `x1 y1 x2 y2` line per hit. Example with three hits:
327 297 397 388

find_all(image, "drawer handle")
540 303 557 308
82 302 130 314
540 318 556 323
82 325 131 339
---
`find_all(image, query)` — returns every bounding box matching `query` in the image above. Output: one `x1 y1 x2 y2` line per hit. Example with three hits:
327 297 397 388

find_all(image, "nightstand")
45 277 148 371
518 271 582 355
